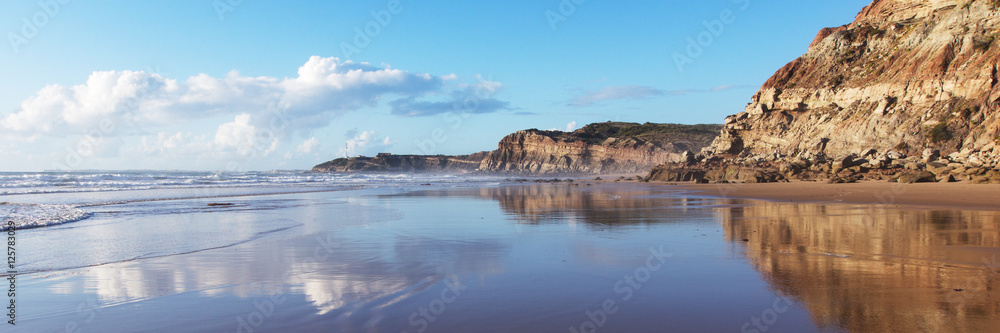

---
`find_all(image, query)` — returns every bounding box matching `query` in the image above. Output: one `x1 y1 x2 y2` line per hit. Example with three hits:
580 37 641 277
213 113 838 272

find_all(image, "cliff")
714 0 1000 162
477 122 722 174
312 122 722 174
311 152 488 173
652 0 1000 184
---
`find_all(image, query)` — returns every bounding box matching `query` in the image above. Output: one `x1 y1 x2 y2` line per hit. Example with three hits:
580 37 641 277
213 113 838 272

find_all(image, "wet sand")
14 182 1000 332
665 181 1000 211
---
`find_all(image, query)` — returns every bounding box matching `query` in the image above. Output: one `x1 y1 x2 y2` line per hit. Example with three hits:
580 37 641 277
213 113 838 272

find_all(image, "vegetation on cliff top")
537 122 723 146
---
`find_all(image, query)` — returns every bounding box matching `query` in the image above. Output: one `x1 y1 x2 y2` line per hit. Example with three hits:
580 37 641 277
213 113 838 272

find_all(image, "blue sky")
0 0 872 171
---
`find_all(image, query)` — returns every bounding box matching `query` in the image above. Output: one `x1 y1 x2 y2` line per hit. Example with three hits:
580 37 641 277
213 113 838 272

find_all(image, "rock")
828 174 860 184
939 174 956 183
682 150 697 163
965 168 985 176
896 171 937 184
704 0 1000 171
312 153 489 173
859 148 877 158
478 123 723 174
968 155 985 167
904 162 925 171
922 149 941 163
887 151 905 160
779 163 802 176
925 162 952 176
969 176 999 184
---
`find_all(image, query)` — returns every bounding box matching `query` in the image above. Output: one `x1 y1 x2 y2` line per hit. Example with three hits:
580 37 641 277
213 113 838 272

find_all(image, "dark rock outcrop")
311 152 488 173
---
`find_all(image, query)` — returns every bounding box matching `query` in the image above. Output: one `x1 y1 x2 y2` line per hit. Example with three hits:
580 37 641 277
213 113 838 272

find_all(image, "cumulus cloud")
135 113 281 160
1 56 451 140
296 137 320 155
339 130 394 157
548 121 579 132
565 121 578 132
0 56 510 170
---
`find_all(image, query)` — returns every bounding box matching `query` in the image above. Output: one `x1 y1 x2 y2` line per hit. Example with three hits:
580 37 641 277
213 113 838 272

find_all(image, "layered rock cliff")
478 122 722 174
312 122 722 174
652 0 1000 184
713 0 1000 164
311 152 488 173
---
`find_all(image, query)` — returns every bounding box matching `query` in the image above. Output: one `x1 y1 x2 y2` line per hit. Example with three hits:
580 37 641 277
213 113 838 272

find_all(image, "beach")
673 181 1000 211
5 172 1000 332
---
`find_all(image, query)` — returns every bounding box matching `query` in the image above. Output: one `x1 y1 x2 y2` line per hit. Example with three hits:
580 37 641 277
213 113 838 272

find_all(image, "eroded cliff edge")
311 153 489 173
651 0 1000 184
312 122 722 175
479 122 721 174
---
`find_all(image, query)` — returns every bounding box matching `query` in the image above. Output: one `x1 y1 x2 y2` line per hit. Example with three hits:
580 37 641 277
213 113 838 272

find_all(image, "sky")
0 0 873 171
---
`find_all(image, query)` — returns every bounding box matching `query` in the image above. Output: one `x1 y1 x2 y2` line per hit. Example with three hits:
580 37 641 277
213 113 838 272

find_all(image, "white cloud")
339 130 393 157
296 137 320 154
548 121 579 132
565 121 578 132
1 56 448 140
213 114 278 156
0 56 508 170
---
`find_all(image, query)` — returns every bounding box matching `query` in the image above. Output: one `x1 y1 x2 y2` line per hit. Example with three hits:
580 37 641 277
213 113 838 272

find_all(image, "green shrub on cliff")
926 123 952 143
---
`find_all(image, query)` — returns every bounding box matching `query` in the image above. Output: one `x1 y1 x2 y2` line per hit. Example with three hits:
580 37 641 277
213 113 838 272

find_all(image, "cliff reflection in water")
719 203 1000 332
396 184 719 227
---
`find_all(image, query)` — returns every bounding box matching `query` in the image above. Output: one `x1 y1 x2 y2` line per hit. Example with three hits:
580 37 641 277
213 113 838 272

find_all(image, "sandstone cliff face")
311 152 487 173
478 123 722 174
312 122 721 175
711 0 1000 169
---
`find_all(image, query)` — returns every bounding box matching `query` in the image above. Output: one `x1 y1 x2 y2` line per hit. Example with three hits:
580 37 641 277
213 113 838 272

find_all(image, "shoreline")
659 180 1000 211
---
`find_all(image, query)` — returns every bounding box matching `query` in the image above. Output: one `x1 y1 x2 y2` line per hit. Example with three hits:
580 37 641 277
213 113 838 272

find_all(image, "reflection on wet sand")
49 228 510 320
395 184 717 227
720 202 1000 332
34 184 1000 332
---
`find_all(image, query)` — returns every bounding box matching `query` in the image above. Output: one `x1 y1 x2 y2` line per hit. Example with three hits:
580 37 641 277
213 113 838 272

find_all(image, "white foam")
0 203 93 229
0 171 501 195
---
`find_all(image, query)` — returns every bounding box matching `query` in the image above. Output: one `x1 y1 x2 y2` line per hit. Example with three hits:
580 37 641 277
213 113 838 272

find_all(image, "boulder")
922 149 941 163
896 171 937 184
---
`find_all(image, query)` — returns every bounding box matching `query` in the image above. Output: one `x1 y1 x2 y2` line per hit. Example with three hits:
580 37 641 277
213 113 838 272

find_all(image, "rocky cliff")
311 152 488 173
653 0 1000 184
312 122 722 174
478 122 722 174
